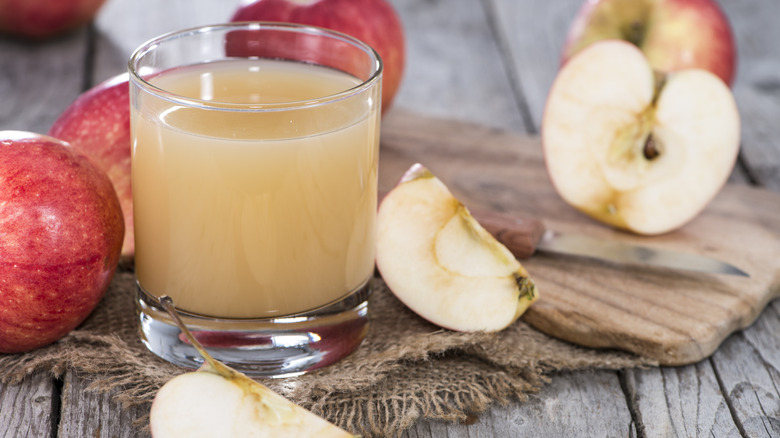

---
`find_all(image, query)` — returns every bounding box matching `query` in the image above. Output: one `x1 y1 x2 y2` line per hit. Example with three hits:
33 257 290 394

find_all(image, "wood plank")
619 298 780 437
58 370 151 438
511 371 634 436
719 0 780 191
0 372 57 438
0 30 88 133
709 300 780 437
486 0 581 132
387 0 527 132
402 371 633 437
92 0 242 85
623 363 738 436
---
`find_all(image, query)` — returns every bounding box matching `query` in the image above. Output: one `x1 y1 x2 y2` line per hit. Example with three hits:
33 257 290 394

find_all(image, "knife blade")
472 208 749 277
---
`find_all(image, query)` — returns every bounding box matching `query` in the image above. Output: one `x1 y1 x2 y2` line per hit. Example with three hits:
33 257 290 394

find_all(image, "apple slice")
542 40 740 235
150 297 355 438
376 164 539 332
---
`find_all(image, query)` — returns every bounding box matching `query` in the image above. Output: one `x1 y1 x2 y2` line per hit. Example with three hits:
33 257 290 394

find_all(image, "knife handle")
470 209 546 259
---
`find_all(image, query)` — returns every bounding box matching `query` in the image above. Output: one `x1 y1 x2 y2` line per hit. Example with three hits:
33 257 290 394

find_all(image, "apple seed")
643 135 660 160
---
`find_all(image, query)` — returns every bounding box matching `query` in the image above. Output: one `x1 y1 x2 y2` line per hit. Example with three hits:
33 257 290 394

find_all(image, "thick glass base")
136 280 372 378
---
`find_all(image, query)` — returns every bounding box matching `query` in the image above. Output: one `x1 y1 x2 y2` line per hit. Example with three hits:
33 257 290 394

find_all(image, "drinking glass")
128 22 382 377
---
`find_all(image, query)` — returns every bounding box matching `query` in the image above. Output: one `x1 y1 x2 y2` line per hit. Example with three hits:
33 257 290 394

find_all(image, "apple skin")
562 0 736 86
0 131 124 353
49 74 133 260
0 0 107 40
230 0 405 112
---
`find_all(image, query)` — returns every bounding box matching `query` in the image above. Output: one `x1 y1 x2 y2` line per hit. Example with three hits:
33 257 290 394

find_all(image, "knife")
472 208 750 277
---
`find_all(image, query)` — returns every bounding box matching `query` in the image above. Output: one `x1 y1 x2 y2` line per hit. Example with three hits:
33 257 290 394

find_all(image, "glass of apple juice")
128 22 382 377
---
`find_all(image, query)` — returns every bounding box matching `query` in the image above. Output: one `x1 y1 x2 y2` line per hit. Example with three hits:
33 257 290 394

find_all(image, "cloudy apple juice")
131 59 380 319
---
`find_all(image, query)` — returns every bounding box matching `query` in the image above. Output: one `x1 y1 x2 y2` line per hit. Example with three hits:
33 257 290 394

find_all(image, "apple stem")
652 72 667 104
626 21 645 47
158 295 236 376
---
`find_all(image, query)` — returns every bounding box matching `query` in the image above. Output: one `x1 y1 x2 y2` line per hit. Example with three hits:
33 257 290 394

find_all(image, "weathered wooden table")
2 0 780 436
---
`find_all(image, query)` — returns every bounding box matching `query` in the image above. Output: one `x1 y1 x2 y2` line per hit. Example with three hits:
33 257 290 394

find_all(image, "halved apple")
376 164 538 332
542 39 740 235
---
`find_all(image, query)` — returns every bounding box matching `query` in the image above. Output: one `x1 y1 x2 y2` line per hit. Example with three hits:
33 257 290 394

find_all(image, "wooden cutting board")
379 110 780 366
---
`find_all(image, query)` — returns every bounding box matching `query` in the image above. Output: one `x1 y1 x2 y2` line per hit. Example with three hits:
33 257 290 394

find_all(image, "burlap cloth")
0 268 652 437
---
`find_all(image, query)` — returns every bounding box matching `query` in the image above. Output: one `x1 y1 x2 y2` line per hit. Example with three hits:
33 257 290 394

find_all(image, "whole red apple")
230 0 405 112
49 74 134 260
0 131 124 353
561 0 736 86
0 0 107 40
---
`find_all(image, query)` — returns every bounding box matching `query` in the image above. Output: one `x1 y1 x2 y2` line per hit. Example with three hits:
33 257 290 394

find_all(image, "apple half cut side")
542 39 740 235
376 164 539 333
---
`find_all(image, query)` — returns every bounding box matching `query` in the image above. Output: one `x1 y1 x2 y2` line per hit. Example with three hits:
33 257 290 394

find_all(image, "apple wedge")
376 164 538 332
542 40 740 235
150 296 355 438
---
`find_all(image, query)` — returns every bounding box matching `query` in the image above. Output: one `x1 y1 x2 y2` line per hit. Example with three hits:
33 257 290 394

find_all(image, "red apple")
230 0 405 112
0 0 107 40
0 131 124 353
49 74 133 259
561 0 736 86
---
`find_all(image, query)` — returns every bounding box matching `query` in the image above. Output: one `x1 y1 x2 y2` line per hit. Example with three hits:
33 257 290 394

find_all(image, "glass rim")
127 21 383 112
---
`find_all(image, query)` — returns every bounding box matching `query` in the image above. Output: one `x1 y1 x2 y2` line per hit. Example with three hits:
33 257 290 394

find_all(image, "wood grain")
403 370 633 437
380 109 780 366
623 365 738 436
58 370 151 438
390 0 527 133
719 0 780 192
92 0 242 85
711 301 780 436
0 31 88 134
0 371 56 438
486 0 582 132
